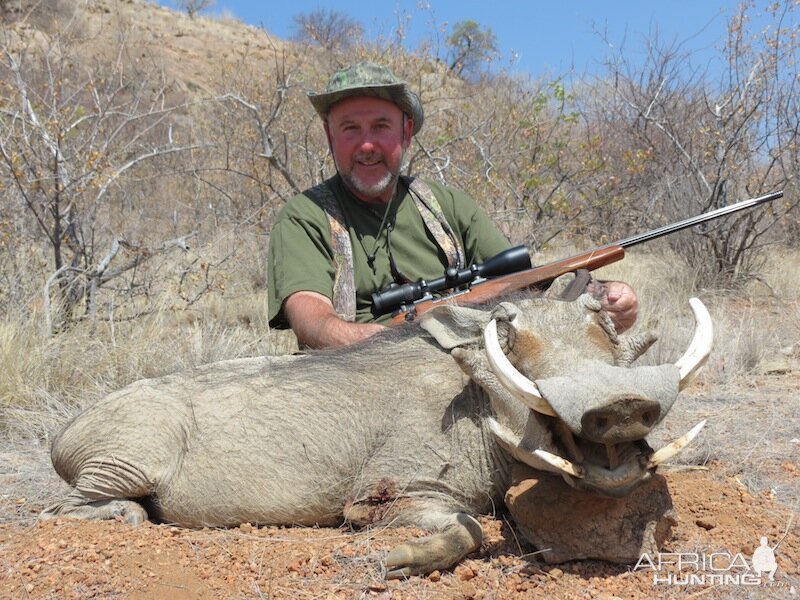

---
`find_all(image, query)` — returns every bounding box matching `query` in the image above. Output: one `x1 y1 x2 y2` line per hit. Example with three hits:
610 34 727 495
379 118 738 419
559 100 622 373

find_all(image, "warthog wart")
43 294 712 577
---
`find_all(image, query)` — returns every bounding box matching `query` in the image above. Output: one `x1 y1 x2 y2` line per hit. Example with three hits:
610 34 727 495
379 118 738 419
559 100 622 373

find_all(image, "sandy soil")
1 469 797 599
1 378 798 599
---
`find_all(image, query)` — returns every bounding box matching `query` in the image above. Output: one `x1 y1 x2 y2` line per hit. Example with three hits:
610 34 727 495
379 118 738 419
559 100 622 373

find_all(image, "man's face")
325 96 413 204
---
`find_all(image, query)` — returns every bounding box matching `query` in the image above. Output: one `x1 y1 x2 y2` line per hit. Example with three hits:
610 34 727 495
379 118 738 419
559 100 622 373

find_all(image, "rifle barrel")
615 190 784 249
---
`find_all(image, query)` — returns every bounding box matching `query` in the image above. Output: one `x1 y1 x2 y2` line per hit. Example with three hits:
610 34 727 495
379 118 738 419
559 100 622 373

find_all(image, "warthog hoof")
383 513 483 578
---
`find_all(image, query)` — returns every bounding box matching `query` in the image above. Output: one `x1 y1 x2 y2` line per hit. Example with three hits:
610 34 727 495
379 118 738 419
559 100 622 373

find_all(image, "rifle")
373 190 785 324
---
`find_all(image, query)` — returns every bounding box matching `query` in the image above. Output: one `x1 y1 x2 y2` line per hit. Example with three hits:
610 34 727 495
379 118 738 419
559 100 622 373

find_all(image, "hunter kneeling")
266 61 637 348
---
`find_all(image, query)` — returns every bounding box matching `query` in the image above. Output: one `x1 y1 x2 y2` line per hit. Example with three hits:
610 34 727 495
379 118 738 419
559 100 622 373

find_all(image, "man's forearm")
283 291 387 348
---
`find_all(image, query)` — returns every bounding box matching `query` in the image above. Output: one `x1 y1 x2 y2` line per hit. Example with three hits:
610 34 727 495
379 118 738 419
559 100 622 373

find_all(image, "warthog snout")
482 296 713 497
580 398 662 444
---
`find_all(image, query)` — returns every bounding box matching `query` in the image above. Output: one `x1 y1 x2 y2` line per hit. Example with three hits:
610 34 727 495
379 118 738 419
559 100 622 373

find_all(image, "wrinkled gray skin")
44 294 682 578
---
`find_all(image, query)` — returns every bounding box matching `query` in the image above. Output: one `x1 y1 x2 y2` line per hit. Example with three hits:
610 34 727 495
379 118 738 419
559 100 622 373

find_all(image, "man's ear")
402 115 414 148
419 305 493 349
323 120 334 154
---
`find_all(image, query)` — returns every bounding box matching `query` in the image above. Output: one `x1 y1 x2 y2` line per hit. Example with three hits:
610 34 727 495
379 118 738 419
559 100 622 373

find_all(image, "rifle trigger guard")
559 269 592 302
402 305 418 321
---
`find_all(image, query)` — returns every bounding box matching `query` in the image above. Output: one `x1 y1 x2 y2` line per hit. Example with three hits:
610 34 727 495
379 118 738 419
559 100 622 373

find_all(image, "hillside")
3 0 287 93
2 0 796 326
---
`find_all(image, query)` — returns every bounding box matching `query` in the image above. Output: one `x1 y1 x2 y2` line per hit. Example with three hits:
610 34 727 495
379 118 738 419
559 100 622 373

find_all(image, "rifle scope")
371 245 531 317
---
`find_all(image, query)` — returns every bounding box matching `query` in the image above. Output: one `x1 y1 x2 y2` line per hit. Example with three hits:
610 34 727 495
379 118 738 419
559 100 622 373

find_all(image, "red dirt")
1 469 797 599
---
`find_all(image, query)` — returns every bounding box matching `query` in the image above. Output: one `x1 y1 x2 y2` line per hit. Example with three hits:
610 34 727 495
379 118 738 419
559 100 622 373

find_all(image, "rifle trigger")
403 305 418 322
559 269 592 301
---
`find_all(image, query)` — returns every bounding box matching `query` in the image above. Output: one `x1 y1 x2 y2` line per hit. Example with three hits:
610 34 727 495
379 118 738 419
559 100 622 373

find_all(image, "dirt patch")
0 472 796 598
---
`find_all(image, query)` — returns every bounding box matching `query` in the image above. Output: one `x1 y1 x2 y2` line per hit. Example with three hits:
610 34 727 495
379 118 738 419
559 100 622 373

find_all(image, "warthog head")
422 293 712 498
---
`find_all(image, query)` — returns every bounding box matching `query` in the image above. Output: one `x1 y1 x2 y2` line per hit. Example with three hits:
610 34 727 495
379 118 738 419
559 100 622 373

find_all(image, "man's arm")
284 291 387 349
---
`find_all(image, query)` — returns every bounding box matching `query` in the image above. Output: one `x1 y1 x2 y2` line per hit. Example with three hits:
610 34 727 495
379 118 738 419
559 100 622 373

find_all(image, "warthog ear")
577 292 603 312
420 303 517 349
616 331 659 366
420 305 490 348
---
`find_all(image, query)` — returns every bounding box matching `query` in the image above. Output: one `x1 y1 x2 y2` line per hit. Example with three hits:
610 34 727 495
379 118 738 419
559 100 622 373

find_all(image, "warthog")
43 294 712 577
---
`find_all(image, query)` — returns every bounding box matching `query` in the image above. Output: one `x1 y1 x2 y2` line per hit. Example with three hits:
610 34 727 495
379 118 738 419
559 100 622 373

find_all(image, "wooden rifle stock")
386 189 784 325
389 245 625 324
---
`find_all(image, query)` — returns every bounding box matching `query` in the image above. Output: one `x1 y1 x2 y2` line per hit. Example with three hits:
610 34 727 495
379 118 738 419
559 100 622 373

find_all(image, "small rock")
427 570 441 582
506 466 676 564
594 593 622 600
758 354 792 374
460 581 478 598
549 568 563 578
455 564 476 581
287 560 303 573
695 518 716 530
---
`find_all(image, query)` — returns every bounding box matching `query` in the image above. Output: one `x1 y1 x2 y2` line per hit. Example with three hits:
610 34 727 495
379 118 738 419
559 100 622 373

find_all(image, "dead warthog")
43 294 711 577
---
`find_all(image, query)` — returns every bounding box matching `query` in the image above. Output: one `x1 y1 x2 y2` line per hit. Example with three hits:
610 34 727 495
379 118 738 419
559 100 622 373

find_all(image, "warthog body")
44 295 711 577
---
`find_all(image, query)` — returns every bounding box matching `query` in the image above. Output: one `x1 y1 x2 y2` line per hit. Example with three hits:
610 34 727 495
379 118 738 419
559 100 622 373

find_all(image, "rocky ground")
1 375 798 599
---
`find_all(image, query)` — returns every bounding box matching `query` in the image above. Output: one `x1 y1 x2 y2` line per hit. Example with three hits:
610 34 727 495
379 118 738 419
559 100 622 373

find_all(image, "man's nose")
357 134 377 150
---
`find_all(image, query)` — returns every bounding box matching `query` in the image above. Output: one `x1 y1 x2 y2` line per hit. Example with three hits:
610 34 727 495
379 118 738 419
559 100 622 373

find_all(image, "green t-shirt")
267 175 512 326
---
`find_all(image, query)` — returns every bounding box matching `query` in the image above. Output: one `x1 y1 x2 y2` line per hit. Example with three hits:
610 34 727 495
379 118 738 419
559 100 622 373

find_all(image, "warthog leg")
383 511 483 579
41 496 147 524
41 457 153 524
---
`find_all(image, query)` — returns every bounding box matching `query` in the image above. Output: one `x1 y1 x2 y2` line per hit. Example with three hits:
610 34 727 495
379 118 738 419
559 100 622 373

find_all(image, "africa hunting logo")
634 536 785 586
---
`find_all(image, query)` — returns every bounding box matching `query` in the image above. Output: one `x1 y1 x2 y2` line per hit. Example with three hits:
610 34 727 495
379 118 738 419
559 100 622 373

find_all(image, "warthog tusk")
647 420 707 468
486 416 520 448
606 443 620 470
487 417 580 478
486 417 546 470
675 298 713 390
484 319 557 417
534 449 586 478
554 420 585 463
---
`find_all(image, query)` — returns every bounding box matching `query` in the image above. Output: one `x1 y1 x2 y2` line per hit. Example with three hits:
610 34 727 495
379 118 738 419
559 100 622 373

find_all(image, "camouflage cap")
308 62 424 135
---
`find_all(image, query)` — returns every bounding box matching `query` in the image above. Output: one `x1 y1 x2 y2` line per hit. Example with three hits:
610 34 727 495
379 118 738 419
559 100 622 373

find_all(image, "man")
268 62 637 348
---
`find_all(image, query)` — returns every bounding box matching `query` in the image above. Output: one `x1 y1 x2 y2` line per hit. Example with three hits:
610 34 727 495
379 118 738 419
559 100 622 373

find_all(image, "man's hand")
284 291 387 348
587 280 638 333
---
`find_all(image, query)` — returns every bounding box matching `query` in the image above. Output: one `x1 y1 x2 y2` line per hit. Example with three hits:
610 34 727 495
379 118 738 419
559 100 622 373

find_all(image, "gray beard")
335 149 405 201
341 168 397 199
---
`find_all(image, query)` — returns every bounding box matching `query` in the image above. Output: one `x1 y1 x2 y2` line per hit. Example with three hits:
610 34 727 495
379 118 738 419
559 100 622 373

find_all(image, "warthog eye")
641 410 658 427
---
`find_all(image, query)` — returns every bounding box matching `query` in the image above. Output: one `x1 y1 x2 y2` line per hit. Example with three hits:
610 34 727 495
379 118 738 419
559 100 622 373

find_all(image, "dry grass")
0 226 300 440
0 305 298 440
2 247 797 438
591 246 800 385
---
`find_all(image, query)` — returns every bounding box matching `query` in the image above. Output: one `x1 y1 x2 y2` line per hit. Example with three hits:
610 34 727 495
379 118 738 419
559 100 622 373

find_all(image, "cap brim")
308 83 423 135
